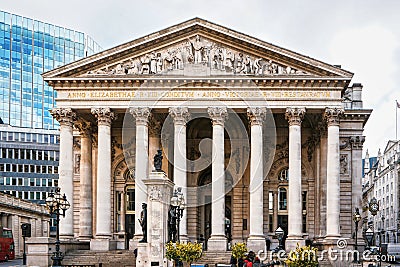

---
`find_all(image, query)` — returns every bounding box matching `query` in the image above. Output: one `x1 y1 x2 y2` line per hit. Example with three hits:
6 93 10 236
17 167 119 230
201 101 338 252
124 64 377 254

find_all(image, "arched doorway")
197 169 233 249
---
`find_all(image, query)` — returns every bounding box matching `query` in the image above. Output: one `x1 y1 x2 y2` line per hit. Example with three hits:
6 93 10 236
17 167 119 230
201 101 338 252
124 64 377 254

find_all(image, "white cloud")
329 24 400 155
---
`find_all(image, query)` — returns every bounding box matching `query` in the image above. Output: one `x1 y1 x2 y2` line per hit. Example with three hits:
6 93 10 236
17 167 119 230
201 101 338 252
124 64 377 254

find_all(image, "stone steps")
63 250 136 267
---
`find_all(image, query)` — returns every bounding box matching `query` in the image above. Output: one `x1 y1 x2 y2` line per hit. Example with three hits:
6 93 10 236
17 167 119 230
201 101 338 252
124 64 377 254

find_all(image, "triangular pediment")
42 18 353 79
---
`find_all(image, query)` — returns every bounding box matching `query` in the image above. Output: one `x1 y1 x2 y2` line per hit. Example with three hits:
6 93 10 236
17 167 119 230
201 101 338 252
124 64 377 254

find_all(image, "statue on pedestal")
154 149 163 172
138 203 147 243
168 205 177 242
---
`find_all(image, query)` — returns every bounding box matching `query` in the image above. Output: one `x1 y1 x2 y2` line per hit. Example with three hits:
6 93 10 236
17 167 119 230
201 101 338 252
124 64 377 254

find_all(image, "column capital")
50 108 77 127
75 120 94 138
91 107 115 126
285 107 305 126
324 107 344 126
208 107 228 126
129 107 151 126
169 107 190 125
247 107 266 126
349 135 365 150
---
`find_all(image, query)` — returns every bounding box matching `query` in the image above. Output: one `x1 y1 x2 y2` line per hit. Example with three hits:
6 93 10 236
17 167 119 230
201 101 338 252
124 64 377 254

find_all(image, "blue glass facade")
0 10 102 129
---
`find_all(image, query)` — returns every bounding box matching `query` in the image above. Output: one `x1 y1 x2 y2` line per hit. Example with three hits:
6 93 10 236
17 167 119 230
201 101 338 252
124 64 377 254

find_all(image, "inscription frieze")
61 89 336 100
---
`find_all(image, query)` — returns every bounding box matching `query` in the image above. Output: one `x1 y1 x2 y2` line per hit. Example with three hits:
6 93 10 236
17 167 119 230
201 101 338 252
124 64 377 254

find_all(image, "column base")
136 243 150 267
285 236 305 251
207 236 227 251
247 236 266 252
90 238 117 251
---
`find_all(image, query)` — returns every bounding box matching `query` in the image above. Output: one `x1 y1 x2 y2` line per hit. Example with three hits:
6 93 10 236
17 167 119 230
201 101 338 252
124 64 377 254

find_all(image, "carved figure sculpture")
150 52 157 74
154 149 163 172
138 203 147 242
168 205 177 242
190 35 203 64
140 54 151 74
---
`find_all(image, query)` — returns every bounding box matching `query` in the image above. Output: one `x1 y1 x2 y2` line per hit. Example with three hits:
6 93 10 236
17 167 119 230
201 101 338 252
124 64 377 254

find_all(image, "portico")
42 18 371 255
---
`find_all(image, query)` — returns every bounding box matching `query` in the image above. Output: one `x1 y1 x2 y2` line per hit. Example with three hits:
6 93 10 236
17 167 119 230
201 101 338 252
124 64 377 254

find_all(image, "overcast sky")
1 0 399 156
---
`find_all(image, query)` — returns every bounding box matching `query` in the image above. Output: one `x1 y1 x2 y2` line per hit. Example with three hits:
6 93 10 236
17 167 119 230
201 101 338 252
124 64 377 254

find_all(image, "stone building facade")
42 18 371 253
0 192 50 257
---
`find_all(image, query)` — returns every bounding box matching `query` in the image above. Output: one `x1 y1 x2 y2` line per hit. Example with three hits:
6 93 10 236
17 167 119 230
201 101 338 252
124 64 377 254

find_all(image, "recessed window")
279 188 287 210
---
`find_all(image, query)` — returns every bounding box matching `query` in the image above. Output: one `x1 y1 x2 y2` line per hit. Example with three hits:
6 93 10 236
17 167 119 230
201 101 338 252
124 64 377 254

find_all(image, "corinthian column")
129 107 151 240
207 107 228 251
50 108 76 239
91 107 115 239
75 120 93 240
285 107 306 250
169 107 190 240
247 107 266 251
324 107 344 239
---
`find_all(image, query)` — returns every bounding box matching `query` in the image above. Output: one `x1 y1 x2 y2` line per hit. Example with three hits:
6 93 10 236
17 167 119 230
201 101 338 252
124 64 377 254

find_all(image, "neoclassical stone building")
42 18 371 252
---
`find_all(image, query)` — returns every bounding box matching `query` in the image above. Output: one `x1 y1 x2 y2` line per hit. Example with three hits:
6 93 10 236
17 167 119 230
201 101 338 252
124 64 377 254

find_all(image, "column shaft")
130 107 150 240
120 191 126 233
247 108 266 250
92 108 114 237
78 126 92 239
169 107 190 240
285 107 305 249
207 107 228 251
325 108 343 238
50 108 76 238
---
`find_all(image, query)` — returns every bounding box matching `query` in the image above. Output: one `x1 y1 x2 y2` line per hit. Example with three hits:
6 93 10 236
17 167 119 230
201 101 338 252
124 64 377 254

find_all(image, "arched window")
278 188 287 210
278 168 289 181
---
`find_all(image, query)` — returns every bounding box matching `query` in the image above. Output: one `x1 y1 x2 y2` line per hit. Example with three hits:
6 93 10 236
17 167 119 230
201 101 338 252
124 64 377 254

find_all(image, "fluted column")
169 107 190 240
207 107 228 251
247 107 266 251
50 108 76 238
91 107 115 238
285 107 305 250
129 107 151 240
273 191 278 231
76 120 93 240
324 108 343 239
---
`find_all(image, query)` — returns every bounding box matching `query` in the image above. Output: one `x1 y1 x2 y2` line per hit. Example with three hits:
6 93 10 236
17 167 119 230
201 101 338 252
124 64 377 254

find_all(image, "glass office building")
0 10 102 206
0 10 102 129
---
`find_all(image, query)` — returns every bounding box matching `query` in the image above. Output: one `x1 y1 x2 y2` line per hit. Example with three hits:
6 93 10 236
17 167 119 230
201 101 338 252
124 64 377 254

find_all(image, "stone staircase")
196 251 233 266
63 250 136 267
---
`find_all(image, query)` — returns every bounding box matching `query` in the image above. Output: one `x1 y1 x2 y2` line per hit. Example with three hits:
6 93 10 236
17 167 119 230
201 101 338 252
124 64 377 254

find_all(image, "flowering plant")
285 243 319 267
231 242 248 262
165 241 203 266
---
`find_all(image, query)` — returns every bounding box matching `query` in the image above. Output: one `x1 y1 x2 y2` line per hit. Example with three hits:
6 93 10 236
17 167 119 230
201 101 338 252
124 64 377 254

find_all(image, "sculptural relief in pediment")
85 35 310 77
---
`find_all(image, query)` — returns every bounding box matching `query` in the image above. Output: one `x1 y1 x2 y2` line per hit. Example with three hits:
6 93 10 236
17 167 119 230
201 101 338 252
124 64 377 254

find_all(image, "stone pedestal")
90 238 117 251
141 171 174 266
136 243 150 267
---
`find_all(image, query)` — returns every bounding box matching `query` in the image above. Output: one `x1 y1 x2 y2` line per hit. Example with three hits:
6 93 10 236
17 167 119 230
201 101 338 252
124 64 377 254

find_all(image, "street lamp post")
170 187 185 243
353 208 361 263
379 216 385 267
275 227 284 251
365 228 374 250
45 188 70 267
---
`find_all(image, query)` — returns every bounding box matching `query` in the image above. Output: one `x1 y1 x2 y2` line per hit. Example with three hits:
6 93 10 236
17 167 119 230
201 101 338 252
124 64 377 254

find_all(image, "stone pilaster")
285 107 306 250
91 108 115 245
75 120 93 240
207 107 228 251
350 135 365 239
324 107 344 239
50 108 76 239
129 107 151 241
169 107 190 240
247 107 266 251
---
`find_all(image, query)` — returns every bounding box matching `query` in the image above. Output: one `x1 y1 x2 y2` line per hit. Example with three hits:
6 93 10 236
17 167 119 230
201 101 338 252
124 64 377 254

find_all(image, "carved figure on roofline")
85 36 308 76
188 34 204 64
